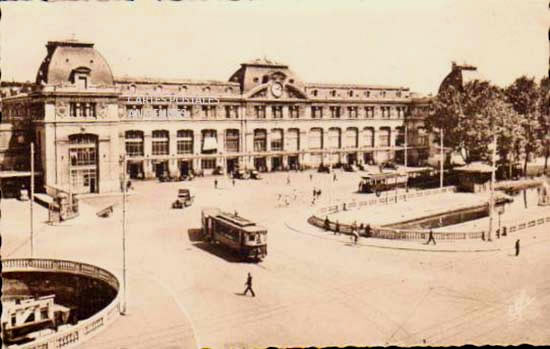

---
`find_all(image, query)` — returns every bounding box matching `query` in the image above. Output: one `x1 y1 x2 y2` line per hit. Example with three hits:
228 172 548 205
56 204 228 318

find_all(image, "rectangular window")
330 106 341 119
255 106 266 119
152 105 169 118
271 106 283 119
225 105 239 119
289 106 299 119
201 159 216 169
311 106 323 118
177 139 193 154
177 105 192 118
202 105 217 118
348 106 358 119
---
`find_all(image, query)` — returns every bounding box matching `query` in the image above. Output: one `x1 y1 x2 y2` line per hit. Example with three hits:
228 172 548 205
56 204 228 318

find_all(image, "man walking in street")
427 229 436 245
214 179 218 189
243 272 255 297
515 239 520 256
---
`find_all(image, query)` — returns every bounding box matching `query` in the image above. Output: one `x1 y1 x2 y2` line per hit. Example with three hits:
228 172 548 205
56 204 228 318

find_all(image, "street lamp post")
488 133 497 242
440 128 444 188
121 154 128 315
30 142 35 257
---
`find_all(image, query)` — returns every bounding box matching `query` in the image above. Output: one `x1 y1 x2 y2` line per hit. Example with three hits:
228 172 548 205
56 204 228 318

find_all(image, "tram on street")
358 172 408 194
201 208 268 261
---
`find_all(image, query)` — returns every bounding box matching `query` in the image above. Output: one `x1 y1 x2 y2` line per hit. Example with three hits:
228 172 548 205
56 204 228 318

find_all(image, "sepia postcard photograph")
0 0 549 348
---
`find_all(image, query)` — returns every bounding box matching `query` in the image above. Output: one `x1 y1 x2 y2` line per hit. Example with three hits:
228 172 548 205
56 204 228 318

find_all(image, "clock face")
271 82 283 98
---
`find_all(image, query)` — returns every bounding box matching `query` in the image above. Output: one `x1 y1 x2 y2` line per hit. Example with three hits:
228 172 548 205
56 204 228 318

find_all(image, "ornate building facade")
0 40 432 194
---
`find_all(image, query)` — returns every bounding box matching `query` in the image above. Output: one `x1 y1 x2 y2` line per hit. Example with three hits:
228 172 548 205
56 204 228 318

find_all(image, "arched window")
345 127 358 148
309 128 323 150
225 129 240 153
254 129 267 152
177 130 193 155
271 129 284 151
125 130 144 157
152 130 169 155
287 128 300 151
395 127 405 146
201 129 218 154
379 127 391 147
328 128 341 149
363 127 375 148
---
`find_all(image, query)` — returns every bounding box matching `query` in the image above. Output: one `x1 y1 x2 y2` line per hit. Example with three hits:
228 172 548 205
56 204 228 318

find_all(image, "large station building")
0 40 432 194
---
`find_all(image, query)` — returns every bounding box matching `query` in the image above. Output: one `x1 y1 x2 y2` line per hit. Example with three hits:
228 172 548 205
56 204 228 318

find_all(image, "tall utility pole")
440 128 444 188
488 133 497 242
121 154 128 315
30 142 35 257
404 124 408 193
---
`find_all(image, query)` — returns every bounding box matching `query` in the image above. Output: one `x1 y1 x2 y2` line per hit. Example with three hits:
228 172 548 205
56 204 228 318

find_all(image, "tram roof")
216 212 267 232
362 172 406 180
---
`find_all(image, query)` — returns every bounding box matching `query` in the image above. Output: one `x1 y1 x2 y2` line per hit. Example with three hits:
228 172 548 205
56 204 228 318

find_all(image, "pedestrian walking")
243 272 255 297
309 173 313 181
324 216 330 231
352 230 359 244
287 175 291 185
365 224 371 237
335 220 340 235
214 179 218 189
427 229 436 245
333 173 337 182
515 239 520 256
232 178 236 187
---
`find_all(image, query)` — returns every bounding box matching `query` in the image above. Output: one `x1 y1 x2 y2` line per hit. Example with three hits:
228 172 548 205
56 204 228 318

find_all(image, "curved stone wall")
2 258 121 349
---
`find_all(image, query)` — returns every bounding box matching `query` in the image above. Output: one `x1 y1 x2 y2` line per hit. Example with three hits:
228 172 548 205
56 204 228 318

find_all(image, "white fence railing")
3 258 121 349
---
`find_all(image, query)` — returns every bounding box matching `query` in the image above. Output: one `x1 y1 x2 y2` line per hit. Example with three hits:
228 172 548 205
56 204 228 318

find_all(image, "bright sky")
1 0 547 95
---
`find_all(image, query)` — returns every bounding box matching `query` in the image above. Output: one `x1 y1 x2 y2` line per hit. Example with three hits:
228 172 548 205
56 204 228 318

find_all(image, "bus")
201 208 268 261
358 172 408 194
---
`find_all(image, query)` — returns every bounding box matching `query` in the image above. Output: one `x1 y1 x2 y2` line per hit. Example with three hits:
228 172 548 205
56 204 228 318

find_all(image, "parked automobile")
317 164 331 173
233 170 250 180
343 164 356 172
172 188 194 209
249 170 262 180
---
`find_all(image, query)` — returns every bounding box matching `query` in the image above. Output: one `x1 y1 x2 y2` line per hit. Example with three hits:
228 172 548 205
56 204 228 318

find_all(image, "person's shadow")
234 292 248 297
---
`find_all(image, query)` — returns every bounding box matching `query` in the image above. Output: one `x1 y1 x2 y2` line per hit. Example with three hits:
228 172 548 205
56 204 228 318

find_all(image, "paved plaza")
2 170 550 348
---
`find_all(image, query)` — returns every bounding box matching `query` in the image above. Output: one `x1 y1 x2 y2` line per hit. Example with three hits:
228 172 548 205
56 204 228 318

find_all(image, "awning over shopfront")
203 137 218 151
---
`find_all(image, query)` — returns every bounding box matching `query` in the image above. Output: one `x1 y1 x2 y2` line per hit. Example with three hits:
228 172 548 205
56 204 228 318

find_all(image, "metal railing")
2 258 121 349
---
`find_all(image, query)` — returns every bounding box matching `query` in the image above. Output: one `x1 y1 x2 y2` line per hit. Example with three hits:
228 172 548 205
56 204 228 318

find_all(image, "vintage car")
343 164 356 172
233 170 251 180
172 188 194 209
317 164 331 173
249 170 262 180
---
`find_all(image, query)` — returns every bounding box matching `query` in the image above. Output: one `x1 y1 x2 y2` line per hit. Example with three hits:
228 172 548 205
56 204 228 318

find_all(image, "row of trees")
425 76 550 177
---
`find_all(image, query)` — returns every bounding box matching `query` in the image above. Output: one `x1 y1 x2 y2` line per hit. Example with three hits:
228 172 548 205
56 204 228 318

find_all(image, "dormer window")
312 89 318 97
253 77 259 83
365 91 370 98
70 67 91 89
289 79 294 84
203 86 211 92
330 90 336 97
348 90 354 97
